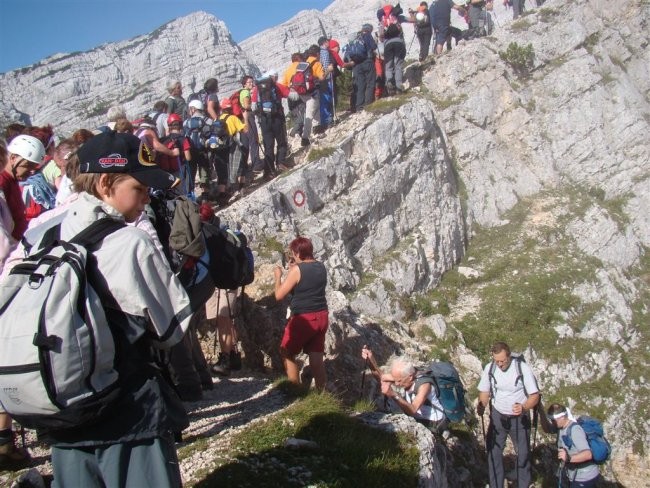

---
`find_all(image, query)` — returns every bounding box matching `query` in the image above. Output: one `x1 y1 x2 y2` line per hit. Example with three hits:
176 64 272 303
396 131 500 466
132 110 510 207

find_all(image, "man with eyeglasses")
1 135 45 241
477 341 540 488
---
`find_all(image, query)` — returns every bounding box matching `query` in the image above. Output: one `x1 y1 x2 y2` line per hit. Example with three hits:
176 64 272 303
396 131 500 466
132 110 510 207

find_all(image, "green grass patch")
258 236 285 259
194 391 419 488
582 32 600 55
307 146 336 162
365 92 415 115
510 18 532 33
432 192 604 363
538 7 560 22
428 93 468 111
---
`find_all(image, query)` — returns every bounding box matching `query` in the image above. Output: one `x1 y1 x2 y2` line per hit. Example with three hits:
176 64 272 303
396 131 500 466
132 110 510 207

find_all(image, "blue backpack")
565 416 611 464
345 33 368 63
414 361 466 423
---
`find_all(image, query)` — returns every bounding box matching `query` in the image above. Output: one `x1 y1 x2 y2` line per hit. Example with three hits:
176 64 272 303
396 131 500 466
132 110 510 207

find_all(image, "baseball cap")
78 131 178 190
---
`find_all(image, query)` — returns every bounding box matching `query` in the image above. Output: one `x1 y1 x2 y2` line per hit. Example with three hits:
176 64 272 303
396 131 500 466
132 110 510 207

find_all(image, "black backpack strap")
488 360 497 402
70 218 126 249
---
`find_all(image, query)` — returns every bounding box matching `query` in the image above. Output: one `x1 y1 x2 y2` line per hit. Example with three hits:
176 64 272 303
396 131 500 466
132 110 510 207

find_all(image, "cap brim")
130 167 179 190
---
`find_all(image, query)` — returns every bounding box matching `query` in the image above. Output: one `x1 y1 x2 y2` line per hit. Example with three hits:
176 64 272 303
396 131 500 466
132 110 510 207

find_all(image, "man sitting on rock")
361 346 449 435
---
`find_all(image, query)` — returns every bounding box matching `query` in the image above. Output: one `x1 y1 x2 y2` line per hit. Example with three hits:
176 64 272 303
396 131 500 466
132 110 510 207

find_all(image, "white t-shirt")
405 382 445 422
478 358 538 415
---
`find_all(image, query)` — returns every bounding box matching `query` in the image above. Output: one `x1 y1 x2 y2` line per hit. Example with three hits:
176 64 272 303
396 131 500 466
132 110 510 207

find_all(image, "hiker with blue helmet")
477 341 540 488
547 404 602 487
361 346 449 435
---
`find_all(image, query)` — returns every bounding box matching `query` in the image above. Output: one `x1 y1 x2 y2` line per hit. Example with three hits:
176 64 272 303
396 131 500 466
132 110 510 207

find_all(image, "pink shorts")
280 309 329 355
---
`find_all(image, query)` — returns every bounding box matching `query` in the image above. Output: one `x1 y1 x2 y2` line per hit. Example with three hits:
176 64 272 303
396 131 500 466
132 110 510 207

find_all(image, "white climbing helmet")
7 135 46 164
189 99 204 111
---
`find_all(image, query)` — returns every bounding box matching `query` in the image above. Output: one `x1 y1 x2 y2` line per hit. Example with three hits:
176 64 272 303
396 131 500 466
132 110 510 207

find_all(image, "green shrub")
499 42 535 77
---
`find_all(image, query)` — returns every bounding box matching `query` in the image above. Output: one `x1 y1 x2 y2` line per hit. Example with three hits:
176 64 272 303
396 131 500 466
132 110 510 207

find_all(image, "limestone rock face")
0 12 259 134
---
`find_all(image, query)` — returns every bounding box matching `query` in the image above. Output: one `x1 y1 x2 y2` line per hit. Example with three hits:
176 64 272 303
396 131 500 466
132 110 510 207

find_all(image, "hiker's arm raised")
274 263 300 301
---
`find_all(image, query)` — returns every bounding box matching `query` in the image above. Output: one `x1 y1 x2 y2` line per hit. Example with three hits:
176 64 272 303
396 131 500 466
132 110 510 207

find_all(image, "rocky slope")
218 0 649 484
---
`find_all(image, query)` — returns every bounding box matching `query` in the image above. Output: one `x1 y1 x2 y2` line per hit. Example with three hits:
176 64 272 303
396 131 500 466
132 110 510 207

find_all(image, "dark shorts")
434 25 450 45
281 309 329 355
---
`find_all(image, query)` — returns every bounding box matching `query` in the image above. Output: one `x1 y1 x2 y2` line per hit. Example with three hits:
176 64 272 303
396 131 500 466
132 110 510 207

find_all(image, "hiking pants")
384 39 406 90
319 77 334 127
258 112 287 174
244 113 263 172
486 409 532 488
352 58 376 110
300 93 320 141
416 27 433 61
51 435 181 488
512 0 525 19
228 143 248 187
288 98 305 137
211 148 229 186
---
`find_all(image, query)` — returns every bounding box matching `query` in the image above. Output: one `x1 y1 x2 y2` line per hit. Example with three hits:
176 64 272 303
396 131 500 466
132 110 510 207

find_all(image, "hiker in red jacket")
1 135 46 241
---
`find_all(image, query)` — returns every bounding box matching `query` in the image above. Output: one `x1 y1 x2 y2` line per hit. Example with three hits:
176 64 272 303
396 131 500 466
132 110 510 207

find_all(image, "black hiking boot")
210 352 231 377
0 434 31 471
301 137 311 147
230 350 242 371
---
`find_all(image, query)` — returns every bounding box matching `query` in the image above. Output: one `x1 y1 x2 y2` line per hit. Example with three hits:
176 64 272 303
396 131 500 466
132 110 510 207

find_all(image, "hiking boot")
229 350 242 371
301 138 311 147
0 436 31 471
210 352 231 377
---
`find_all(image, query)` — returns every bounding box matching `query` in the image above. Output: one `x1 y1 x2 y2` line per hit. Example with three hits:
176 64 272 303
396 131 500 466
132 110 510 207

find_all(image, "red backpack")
156 135 182 173
229 90 244 119
382 8 402 39
290 60 317 95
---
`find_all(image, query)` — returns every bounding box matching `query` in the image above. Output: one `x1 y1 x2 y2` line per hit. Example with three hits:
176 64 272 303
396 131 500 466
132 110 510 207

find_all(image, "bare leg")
308 352 326 391
216 315 234 354
0 413 12 431
281 347 300 384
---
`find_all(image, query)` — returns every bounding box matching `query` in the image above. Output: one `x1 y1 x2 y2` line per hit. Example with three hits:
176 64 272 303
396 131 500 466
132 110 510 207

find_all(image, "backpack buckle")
28 274 44 289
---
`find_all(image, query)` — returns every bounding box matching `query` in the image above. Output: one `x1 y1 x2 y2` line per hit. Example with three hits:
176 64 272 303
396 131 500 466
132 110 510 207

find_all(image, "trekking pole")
330 76 336 125
481 412 486 444
492 9 501 29
408 32 416 55
359 358 369 401
532 404 539 451
212 290 221 357
515 414 520 488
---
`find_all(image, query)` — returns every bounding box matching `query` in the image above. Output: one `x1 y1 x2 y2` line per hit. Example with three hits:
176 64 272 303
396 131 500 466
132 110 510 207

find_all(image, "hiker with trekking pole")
477 341 540 488
360 346 454 436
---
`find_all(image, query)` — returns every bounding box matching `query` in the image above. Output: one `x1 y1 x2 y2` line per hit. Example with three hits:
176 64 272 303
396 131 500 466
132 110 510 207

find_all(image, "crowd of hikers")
0 1 602 486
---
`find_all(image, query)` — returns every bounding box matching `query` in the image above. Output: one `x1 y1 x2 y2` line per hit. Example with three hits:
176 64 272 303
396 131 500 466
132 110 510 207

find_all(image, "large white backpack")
0 217 124 430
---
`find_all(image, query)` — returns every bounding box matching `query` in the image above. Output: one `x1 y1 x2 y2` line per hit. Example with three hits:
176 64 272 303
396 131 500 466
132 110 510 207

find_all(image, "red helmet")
167 113 182 125
220 98 232 111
